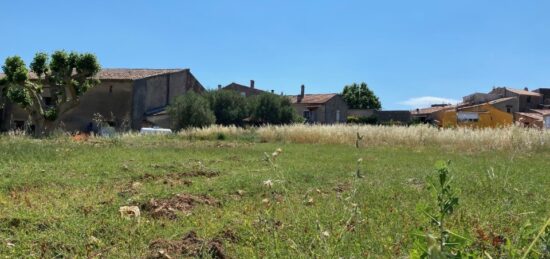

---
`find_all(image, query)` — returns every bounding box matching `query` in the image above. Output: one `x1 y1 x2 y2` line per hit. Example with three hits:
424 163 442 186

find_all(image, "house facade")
289 85 348 124
489 87 543 112
0 68 204 132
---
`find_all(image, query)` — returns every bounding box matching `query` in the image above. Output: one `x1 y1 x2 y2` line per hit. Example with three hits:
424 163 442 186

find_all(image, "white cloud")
399 96 460 108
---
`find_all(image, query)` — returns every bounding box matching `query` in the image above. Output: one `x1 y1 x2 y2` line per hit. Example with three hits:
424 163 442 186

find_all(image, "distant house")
439 98 516 128
516 109 550 129
221 80 269 97
489 87 543 112
0 68 204 131
533 88 550 109
411 104 455 124
289 85 348 124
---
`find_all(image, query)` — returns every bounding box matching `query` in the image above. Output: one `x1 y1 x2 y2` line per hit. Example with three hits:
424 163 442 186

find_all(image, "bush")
168 92 215 130
347 115 378 125
248 93 298 125
205 90 248 126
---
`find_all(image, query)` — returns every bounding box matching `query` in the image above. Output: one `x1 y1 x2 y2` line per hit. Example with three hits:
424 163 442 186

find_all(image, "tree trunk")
32 116 56 137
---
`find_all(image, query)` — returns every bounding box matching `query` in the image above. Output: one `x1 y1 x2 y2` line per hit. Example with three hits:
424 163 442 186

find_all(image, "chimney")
524 87 529 91
250 80 255 89
218 84 221 90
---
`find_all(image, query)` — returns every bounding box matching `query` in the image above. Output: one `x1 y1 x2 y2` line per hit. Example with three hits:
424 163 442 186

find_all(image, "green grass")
0 134 548 258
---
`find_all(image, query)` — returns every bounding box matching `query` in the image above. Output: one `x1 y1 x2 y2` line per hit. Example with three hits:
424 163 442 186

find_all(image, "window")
336 110 340 122
506 105 512 113
14 120 25 130
240 92 246 97
109 85 113 94
303 110 311 120
527 96 531 103
44 97 53 106
457 112 479 122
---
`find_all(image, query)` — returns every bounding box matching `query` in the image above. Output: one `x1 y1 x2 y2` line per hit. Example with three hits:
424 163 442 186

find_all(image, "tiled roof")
95 69 186 80
222 83 268 94
531 109 550 116
488 97 516 104
516 112 543 120
289 93 337 104
505 88 542 97
0 68 187 81
411 105 453 115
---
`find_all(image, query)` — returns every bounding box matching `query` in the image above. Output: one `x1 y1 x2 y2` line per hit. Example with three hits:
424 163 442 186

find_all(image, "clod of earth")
142 194 219 219
148 231 226 259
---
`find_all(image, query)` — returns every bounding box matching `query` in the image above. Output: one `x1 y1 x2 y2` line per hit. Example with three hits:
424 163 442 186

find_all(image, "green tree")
0 51 101 136
168 92 215 130
342 82 381 109
205 90 248 126
249 93 298 124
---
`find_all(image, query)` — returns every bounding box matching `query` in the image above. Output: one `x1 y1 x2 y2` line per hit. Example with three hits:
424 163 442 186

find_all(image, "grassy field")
0 127 549 258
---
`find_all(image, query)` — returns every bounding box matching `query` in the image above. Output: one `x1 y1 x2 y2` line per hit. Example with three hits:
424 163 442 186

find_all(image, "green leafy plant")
411 161 471 258
342 82 381 109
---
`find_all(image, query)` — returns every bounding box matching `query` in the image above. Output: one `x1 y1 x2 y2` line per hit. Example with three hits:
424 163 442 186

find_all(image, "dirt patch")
333 182 352 193
138 168 220 182
148 231 226 259
142 194 219 219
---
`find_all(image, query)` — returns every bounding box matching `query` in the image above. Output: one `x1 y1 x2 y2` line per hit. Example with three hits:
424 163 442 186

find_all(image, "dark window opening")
14 120 25 130
44 97 53 106
527 96 532 103
303 110 311 121
506 105 512 113
106 121 116 127
109 85 113 94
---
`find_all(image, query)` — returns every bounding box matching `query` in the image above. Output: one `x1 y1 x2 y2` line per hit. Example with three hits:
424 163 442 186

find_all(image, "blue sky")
1 1 549 109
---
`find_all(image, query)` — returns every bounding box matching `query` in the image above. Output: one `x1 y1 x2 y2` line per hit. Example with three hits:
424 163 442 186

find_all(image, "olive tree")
0 50 101 136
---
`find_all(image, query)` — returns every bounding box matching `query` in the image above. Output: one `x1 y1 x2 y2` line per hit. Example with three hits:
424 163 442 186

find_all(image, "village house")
221 80 270 97
489 87 543 112
0 68 204 132
289 85 348 124
412 86 550 129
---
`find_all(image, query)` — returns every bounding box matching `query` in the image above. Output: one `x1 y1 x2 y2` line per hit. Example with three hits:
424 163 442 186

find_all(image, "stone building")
0 68 204 132
489 87 543 112
289 85 348 124
221 80 268 97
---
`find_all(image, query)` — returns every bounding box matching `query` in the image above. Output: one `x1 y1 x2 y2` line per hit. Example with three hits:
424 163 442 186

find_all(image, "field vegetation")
0 125 548 258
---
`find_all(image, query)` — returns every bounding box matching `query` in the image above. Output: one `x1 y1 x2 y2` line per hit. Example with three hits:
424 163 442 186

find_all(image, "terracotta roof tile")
0 68 187 81
289 94 337 104
516 112 543 120
531 109 550 116
411 105 454 115
505 88 542 97
222 83 268 95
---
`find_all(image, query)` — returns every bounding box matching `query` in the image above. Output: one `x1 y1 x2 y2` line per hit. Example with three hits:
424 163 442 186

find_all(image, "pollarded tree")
0 51 101 136
342 82 381 109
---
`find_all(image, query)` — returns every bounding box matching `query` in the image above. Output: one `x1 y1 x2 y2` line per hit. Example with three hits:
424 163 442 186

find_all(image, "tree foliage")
0 50 101 136
205 90 248 126
342 82 381 109
168 91 215 130
248 93 297 125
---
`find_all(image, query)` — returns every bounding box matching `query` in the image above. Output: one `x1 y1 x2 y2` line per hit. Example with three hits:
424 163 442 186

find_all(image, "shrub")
347 115 377 124
249 93 298 125
205 90 248 126
168 92 215 130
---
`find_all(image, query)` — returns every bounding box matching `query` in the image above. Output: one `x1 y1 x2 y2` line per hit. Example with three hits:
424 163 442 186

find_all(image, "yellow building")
436 98 515 128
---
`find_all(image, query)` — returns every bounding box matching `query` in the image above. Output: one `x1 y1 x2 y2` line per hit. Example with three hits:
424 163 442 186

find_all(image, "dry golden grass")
177 124 550 151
